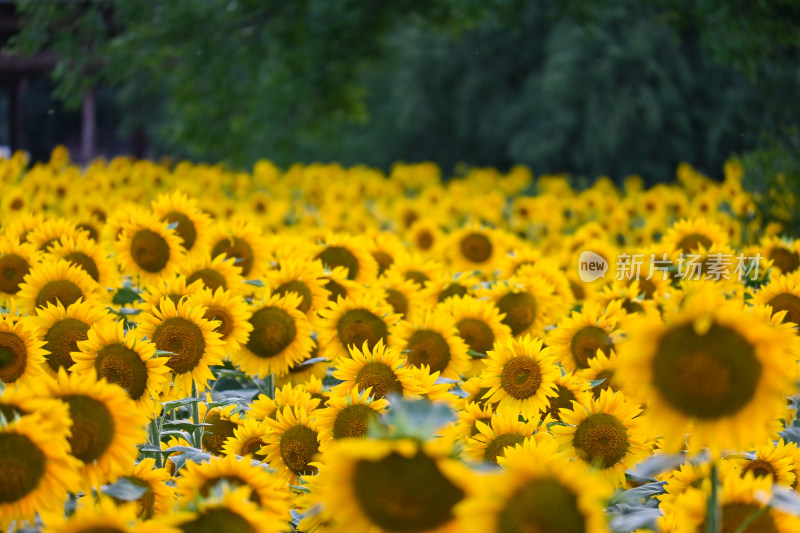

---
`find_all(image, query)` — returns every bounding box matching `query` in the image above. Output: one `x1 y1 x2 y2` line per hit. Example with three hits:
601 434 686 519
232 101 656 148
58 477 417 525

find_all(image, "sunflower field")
2 146 800 533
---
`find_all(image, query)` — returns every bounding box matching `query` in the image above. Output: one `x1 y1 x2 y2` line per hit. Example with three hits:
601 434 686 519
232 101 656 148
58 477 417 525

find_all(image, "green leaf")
609 481 666 505
243 279 265 287
162 397 204 413
112 287 144 305
373 395 456 440
137 445 163 453
467 350 487 358
101 477 148 501
162 420 212 433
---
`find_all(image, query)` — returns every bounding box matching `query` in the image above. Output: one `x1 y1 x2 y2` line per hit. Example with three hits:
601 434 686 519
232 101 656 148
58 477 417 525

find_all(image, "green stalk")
191 381 202 450
706 462 721 533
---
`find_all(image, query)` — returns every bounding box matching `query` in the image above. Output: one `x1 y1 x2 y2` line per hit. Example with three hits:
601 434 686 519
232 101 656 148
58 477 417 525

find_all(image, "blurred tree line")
5 0 800 187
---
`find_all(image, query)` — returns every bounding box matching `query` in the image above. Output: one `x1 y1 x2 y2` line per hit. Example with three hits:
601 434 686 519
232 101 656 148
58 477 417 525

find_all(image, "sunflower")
264 258 331 317
156 485 285 533
318 265 361 304
514 258 575 317
317 290 401 362
463 409 539 464
259 404 322 480
138 297 226 397
440 400 496 445
207 219 274 280
496 246 543 280
332 340 422 400
233 292 314 378
0 409 82 531
221 418 271 461
538 372 593 424
395 311 470 380
384 254 442 289
151 190 213 263
4 212 45 246
0 314 47 386
201 404 244 456
316 387 390 451
180 253 244 294
248 382 321 420
660 217 729 255
662 469 800 533
458 436 611 533
72 320 171 412
551 389 651 488
444 225 508 274
43 496 175 533
367 231 407 277
175 454 290 520
313 232 378 284
45 369 147 487
186 286 253 356
476 276 556 338
109 458 174 519
377 271 423 323
438 294 512 356
759 236 800 275
319 438 470 533
115 211 186 286
578 348 623 399
33 298 114 375
25 217 85 253
617 288 798 455
725 439 799 488
140 273 204 310
407 219 444 255
275 342 329 387
0 238 38 306
479 335 560 421
752 271 800 329
420 271 479 307
16 257 102 313
45 231 117 289
547 300 626 373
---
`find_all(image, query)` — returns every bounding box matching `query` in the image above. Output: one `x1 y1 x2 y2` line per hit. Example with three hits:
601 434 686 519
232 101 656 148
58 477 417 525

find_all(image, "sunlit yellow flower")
0 314 47 386
444 225 509 274
25 217 85 253
332 340 420 400
248 382 321 420
265 258 331 317
115 212 186 285
547 299 625 373
476 275 556 338
16 257 102 313
45 369 148 487
420 271 479 307
221 418 271 461
260 404 322 480
437 294 512 357
186 286 253 355
72 320 170 412
316 387 389 451
109 458 174 519
139 273 204 310
463 408 539 464
180 253 244 294
151 190 213 263
138 297 226 397
45 231 117 289
201 403 244 456
208 219 273 280
661 217 729 256
44 496 175 533
724 438 799 488
313 232 379 284
395 310 470 380
0 237 39 306
751 271 800 329
539 371 594 424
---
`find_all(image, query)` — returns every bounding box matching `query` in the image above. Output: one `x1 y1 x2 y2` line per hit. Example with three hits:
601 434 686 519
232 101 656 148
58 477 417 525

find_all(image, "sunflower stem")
733 505 769 533
265 373 275 399
148 416 163 469
191 382 202 449
706 462 721 533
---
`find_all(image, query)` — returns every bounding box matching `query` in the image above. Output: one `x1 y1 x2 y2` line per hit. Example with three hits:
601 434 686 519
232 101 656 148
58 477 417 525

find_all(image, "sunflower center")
64 251 100 282
405 330 451 374
404 270 430 287
457 318 494 354
275 280 313 313
372 251 394 276
61 394 115 463
187 269 227 291
769 248 799 274
241 436 267 461
356 362 403 399
416 230 434 251
698 502 778 533
153 317 207 374
541 385 577 422
497 292 537 336
279 424 319 476
621 299 644 314
438 283 469 302
177 508 256 533
94 344 149 401
212 237 255 277
199 475 261 505
743 459 777 480
569 280 586 301
484 433 527 463
652 322 761 419
44 318 91 373
460 232 493 263
0 254 30 294
131 229 170 273
247 306 297 359
573 413 629 469
162 211 197 251
332 404 376 440
337 309 389 352
202 410 238 456
0 433 46 503
352 451 465 531
676 233 713 254
592 370 615 399
570 326 614 370
497 478 586 533
768 294 800 327
0 332 27 384
324 278 348 302
76 223 100 241
35 279 84 309
384 289 409 318
316 246 360 280
500 357 543 400
201 306 234 340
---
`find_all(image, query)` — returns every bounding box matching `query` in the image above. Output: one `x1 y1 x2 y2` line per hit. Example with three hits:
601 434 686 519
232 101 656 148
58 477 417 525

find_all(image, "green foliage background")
6 0 800 188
